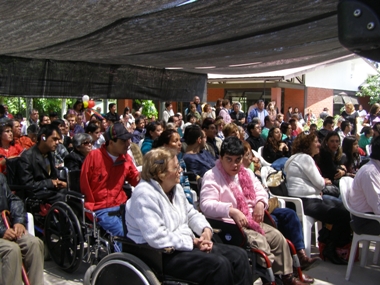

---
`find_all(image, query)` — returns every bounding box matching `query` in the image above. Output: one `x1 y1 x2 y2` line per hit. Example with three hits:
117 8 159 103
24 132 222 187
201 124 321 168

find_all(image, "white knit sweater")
284 153 325 199
125 179 211 251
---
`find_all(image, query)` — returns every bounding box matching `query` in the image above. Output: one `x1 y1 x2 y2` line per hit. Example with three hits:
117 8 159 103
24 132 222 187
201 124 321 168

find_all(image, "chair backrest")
366 144 371 156
5 156 22 186
340 176 362 218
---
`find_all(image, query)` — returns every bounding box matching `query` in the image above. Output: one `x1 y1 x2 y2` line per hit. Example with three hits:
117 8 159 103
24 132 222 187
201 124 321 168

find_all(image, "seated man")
245 120 265 151
0 173 44 285
183 125 216 177
18 124 67 201
202 118 222 159
80 122 139 237
349 136 380 235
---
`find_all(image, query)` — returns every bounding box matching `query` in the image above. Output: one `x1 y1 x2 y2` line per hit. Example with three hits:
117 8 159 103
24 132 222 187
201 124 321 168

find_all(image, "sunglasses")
82 141 93 146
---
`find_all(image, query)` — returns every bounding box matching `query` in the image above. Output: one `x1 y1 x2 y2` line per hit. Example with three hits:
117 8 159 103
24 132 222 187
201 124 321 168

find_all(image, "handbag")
266 170 288 196
321 184 340 198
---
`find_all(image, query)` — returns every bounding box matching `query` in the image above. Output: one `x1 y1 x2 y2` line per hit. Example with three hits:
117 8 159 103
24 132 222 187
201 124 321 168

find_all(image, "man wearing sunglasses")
80 122 140 238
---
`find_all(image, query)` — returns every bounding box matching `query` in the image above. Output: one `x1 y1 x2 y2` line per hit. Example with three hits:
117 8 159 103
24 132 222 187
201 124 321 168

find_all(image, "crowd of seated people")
1 99 379 283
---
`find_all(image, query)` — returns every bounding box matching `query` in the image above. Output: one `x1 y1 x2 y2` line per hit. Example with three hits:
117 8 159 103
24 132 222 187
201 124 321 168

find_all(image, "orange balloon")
88 100 95 108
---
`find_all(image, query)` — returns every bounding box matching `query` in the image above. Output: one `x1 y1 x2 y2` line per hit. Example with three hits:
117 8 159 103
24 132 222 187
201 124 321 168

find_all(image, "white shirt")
349 159 380 215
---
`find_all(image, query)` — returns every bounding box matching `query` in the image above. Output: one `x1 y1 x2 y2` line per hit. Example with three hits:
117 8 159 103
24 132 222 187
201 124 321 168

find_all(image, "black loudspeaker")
338 0 380 61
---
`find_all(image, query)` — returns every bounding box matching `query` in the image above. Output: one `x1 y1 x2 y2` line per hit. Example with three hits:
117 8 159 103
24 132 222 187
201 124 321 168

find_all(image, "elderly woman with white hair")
125 147 252 285
64 133 93 171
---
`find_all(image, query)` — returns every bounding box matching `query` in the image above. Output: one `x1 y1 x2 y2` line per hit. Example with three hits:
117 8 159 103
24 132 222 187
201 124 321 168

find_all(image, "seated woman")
200 137 310 285
341 136 361 177
317 131 346 186
222 123 239 138
262 127 290 170
64 133 93 171
125 148 252 285
141 121 163 155
349 136 380 235
242 142 320 272
284 132 351 265
85 122 105 150
0 121 24 174
153 129 192 202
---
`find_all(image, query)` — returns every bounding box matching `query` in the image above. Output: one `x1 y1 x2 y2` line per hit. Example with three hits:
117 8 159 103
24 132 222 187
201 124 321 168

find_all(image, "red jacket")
80 144 139 212
0 144 24 174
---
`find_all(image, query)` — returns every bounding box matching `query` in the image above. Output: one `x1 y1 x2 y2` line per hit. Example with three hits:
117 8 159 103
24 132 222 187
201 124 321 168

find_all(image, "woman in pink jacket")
200 136 310 285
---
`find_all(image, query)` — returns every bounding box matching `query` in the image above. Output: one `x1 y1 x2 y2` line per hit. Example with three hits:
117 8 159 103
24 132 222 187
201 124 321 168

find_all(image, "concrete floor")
43 243 380 285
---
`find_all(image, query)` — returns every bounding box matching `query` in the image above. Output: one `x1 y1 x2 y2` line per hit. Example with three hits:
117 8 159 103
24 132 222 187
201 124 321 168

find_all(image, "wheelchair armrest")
207 218 248 248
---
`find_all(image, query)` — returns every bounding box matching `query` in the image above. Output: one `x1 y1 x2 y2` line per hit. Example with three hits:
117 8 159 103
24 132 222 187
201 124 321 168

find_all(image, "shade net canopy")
0 0 352 100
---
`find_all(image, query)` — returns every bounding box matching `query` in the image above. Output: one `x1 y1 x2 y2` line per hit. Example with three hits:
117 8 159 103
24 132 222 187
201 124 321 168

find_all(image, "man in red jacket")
80 122 139 237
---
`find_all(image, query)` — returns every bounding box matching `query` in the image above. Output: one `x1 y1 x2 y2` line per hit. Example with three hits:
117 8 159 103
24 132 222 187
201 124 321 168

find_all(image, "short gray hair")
72 133 92 149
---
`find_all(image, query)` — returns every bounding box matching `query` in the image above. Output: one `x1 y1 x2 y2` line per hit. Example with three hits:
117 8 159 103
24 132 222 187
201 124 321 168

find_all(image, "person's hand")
253 201 264 223
13 223 26 238
57 180 67 189
229 208 248 228
324 178 332 185
334 169 345 180
3 228 17 241
194 228 213 253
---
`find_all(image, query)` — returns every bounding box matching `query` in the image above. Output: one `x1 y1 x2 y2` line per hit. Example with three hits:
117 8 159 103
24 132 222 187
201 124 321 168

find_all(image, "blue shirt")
183 150 216 177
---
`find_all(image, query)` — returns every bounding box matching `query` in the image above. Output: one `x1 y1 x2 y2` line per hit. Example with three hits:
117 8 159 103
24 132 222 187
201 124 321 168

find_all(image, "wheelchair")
4 157 118 273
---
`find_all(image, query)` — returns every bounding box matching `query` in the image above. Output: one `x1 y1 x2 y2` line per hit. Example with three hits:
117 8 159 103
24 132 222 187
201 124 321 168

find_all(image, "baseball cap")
104 123 133 141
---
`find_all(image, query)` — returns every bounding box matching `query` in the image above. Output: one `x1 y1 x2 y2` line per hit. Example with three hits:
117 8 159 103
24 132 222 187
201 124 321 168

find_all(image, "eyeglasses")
82 141 92 146
171 165 182 173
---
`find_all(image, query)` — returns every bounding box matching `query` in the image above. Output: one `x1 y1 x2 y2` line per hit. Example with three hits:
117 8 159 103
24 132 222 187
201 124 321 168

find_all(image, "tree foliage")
356 73 380 105
1 97 74 118
134 99 158 119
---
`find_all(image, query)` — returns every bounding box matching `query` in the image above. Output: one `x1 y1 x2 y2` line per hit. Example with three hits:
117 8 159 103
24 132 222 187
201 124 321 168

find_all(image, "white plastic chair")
252 147 271 167
261 166 319 257
340 176 380 281
366 144 371 156
26 212 35 236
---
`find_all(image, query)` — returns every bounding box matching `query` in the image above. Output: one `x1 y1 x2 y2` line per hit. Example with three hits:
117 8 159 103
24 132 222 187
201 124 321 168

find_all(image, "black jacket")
17 145 58 193
64 150 85 171
0 173 26 238
246 135 265 152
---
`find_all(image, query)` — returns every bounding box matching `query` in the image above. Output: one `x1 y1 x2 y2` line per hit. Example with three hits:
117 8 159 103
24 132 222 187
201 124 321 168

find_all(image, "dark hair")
165 102 172 108
51 119 65 128
135 117 143 125
39 114 50 127
85 122 101 134
323 117 334 127
153 129 178 149
49 112 58 118
265 127 281 152
145 121 163 139
184 125 203 145
292 131 318 156
370 136 380 160
341 121 351 132
373 122 380 134
321 131 342 162
186 113 195 122
27 124 39 135
37 124 62 144
220 136 244 157
264 115 271 124
108 103 116 110
369 103 380 115
222 99 230 107
310 123 317 129
247 121 261 134
361 126 372 136
280 122 290 135
201 118 215 129
342 136 359 172
14 113 23 121
73 100 84 112
123 106 130 115
0 121 14 147
168 116 176 123
0 105 5 115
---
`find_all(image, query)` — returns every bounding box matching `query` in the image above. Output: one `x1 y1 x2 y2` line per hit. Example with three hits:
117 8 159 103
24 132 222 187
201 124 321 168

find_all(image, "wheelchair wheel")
90 252 160 285
44 201 84 273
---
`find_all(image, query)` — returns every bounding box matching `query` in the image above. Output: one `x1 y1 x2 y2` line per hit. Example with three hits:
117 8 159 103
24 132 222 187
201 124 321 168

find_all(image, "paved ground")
44 243 380 285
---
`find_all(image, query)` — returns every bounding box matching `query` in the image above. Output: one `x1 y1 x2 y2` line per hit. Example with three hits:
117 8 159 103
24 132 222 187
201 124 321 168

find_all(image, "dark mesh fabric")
0 0 353 99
